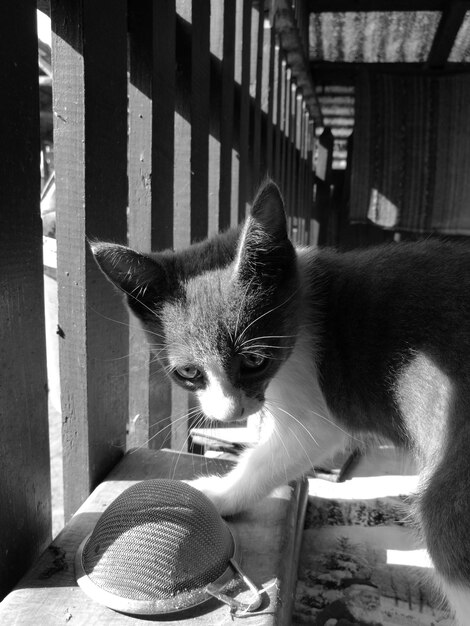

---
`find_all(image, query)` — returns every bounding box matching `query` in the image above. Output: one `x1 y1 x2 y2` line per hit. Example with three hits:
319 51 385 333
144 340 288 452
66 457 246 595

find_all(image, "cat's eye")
174 365 201 380
241 354 266 370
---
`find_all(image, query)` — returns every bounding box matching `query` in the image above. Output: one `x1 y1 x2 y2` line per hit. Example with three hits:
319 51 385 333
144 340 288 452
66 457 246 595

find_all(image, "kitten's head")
92 181 299 422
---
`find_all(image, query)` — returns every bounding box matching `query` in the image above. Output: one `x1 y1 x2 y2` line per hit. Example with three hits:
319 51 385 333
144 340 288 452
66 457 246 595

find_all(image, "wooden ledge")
0 449 308 625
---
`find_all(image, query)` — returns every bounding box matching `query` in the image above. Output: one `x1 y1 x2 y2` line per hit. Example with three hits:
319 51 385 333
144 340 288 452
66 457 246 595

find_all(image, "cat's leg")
190 409 347 516
416 441 470 625
438 582 470 626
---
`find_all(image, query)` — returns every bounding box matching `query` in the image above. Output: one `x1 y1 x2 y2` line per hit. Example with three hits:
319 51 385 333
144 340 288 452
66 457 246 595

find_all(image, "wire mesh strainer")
75 479 261 615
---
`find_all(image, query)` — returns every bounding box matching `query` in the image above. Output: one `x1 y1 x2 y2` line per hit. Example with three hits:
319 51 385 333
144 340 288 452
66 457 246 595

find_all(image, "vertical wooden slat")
190 0 211 243
293 89 304 244
172 0 211 451
209 0 236 233
221 0 237 229
273 45 284 184
265 21 276 176
51 0 128 519
128 0 175 450
300 106 309 244
0 2 51 597
307 119 318 245
231 0 244 225
208 1 223 235
280 63 290 198
284 69 293 227
252 0 264 190
316 127 335 246
238 0 252 221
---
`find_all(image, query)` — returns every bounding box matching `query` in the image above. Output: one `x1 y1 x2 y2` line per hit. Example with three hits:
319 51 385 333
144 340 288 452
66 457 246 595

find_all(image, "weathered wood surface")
0 450 308 625
0 0 51 598
127 0 174 450
51 0 129 520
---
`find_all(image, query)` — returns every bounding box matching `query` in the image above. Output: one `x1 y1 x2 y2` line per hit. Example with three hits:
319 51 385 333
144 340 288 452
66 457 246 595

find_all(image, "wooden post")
51 0 129 520
128 0 175 451
172 0 212 451
316 127 334 246
0 1 51 597
273 45 284 185
238 0 252 221
209 0 236 233
251 0 265 191
264 20 276 177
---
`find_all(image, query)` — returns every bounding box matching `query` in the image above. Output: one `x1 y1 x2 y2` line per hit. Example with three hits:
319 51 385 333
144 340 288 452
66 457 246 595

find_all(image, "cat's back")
308 239 470 392
316 238 470 295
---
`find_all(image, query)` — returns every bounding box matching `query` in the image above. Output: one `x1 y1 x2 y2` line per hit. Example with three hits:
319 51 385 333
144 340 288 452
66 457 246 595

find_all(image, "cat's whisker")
264 408 290 484
265 405 316 471
129 407 201 453
242 334 298 344
265 401 320 448
268 397 362 444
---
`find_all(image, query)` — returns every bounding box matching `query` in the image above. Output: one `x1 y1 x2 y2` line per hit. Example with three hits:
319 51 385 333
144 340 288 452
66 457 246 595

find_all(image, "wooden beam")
426 1 470 68
0 0 51 597
51 0 129 520
311 62 470 88
308 0 448 11
273 0 323 123
127 0 174 451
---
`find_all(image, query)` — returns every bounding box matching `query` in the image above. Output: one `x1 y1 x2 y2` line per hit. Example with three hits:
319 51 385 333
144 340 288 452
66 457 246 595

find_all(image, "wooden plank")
238 0 252 221
285 71 294 232
0 1 51 598
221 0 237 229
296 98 305 244
209 0 236 234
252 0 265 191
273 45 284 184
280 60 289 196
190 0 211 242
0 449 308 625
173 0 194 452
51 0 128 520
127 0 175 451
265 21 276 176
426 0 470 68
307 0 448 10
231 0 244 226
289 84 300 241
172 0 211 451
208 0 223 235
307 120 317 245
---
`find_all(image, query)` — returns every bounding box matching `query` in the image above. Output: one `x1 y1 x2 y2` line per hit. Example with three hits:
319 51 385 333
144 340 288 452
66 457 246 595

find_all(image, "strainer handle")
206 558 263 614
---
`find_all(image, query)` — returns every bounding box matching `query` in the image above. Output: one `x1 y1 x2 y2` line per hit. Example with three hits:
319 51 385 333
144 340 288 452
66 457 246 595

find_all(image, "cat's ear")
235 180 295 283
249 179 288 240
90 241 170 320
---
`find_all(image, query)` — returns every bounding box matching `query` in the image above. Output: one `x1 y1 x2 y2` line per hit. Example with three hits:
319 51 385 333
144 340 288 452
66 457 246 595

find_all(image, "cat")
92 180 470 624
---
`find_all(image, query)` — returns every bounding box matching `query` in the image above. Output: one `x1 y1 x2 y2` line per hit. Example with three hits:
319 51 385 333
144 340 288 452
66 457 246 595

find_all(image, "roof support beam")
426 0 470 68
308 1 447 11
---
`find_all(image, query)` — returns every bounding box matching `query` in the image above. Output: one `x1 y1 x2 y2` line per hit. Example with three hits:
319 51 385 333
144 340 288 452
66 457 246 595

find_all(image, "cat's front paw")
186 475 240 517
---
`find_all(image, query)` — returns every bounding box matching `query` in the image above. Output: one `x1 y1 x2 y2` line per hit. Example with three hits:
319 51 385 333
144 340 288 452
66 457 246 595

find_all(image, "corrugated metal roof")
309 11 441 62
309 9 470 169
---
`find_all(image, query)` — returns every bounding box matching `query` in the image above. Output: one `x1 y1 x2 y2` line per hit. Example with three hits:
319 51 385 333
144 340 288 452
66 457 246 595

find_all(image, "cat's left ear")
90 241 171 320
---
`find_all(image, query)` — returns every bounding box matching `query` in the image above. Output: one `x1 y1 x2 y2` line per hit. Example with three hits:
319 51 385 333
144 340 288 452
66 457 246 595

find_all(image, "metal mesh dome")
75 479 238 615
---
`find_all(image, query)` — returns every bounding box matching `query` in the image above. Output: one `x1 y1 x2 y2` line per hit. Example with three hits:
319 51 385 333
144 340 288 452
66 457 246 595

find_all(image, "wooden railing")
0 0 319 598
